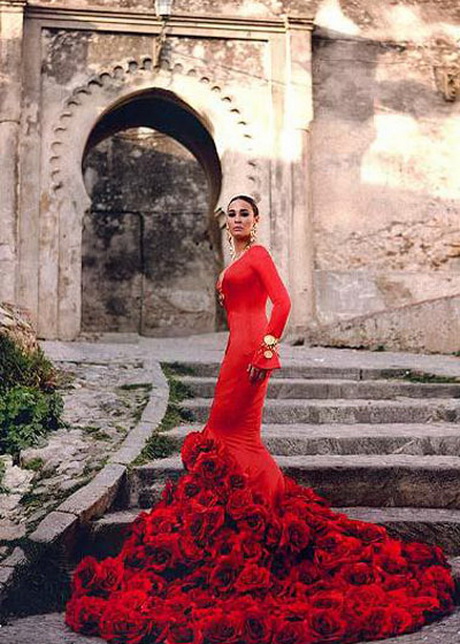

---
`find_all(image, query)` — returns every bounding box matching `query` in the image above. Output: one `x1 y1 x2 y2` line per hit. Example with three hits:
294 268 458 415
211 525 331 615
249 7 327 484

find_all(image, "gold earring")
250 223 258 244
226 225 235 258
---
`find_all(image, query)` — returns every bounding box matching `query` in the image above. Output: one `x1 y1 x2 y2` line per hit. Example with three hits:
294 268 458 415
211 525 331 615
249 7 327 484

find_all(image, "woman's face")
226 198 259 241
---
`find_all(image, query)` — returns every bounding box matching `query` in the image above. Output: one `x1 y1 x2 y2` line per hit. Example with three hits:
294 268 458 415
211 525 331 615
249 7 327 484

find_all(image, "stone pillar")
285 19 316 334
0 1 26 303
270 17 315 336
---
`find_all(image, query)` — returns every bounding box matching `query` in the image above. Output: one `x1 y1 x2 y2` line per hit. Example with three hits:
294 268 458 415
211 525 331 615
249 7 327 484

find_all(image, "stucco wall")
310 1 460 326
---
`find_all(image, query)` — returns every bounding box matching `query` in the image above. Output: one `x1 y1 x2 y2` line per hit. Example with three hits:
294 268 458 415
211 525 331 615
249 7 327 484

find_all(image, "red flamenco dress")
66 244 455 644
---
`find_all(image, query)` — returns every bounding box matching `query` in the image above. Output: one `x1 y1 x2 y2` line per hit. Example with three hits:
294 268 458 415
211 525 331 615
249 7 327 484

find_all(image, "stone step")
171 361 413 381
167 423 460 456
182 397 460 425
178 376 460 400
88 506 460 559
127 454 460 510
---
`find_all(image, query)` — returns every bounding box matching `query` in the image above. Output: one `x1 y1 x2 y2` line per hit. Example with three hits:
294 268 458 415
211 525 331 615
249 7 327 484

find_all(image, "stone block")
28 511 78 548
57 464 126 523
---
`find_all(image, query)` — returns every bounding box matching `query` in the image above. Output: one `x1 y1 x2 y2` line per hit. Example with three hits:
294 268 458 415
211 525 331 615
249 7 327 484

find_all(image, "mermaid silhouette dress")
66 244 455 644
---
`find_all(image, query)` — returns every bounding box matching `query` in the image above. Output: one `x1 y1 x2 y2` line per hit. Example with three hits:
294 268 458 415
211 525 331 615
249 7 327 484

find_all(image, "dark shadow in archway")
81 89 224 337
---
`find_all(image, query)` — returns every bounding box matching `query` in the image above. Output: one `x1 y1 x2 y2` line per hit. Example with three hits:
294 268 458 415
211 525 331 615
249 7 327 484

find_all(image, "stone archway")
37 56 266 339
81 88 223 336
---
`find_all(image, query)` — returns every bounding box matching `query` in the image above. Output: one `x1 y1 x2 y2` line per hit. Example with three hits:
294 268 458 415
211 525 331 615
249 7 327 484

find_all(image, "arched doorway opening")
81 89 223 336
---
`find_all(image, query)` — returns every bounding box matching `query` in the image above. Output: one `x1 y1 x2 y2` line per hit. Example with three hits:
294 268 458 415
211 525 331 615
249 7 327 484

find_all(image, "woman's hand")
247 363 270 383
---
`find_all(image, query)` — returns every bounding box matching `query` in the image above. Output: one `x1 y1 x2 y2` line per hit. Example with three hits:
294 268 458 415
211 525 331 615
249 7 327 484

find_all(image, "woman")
66 195 455 644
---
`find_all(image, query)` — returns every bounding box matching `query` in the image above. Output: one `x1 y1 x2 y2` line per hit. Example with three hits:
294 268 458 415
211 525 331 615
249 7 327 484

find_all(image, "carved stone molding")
434 66 460 102
26 5 313 37
48 55 261 199
0 0 27 9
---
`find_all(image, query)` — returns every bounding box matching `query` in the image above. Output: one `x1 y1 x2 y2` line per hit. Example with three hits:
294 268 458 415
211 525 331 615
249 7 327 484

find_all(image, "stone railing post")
0 0 26 303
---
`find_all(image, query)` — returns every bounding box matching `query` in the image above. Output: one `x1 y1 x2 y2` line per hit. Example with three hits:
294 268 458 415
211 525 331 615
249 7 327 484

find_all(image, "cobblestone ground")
0 610 459 644
0 356 154 548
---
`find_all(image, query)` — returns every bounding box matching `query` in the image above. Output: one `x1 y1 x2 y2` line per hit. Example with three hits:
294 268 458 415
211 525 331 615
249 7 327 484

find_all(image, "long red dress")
66 244 455 644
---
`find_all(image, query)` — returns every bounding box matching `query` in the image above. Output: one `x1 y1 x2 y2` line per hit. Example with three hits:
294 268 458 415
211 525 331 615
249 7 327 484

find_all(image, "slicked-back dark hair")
227 194 259 218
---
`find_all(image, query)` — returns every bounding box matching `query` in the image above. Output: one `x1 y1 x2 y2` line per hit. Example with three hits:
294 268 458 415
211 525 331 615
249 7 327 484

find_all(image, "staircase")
2 359 460 643
89 362 460 560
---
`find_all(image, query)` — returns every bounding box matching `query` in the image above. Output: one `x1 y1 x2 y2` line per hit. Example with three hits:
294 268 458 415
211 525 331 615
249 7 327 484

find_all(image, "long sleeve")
249 246 291 370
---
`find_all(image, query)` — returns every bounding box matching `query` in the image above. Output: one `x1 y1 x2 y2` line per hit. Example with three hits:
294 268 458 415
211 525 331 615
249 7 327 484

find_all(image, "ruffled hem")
66 431 455 644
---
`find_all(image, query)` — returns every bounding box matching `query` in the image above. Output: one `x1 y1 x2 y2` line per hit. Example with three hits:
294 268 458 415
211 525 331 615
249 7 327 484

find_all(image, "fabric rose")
308 607 348 642
227 489 256 520
145 507 180 535
183 503 225 542
229 472 249 491
72 556 123 598
297 560 322 587
121 570 165 596
95 558 124 595
272 619 309 644
359 606 415 640
404 594 445 623
209 527 239 558
179 534 207 564
198 608 243 644
234 530 266 563
181 432 217 469
65 595 107 636
190 451 229 484
338 517 388 544
265 518 282 548
242 608 274 644
314 532 363 571
338 561 379 586
176 474 201 501
165 621 204 644
99 591 167 644
374 540 409 574
122 544 150 570
402 541 447 566
235 563 271 595
420 565 455 596
208 554 242 594
279 512 311 553
345 583 386 619
144 533 181 572
160 479 177 505
237 504 269 536
71 556 100 596
310 590 344 611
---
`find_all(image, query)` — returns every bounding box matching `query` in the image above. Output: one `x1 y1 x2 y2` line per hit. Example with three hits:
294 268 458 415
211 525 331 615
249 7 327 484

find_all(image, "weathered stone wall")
24 20 270 338
310 1 460 326
0 303 38 354
2 0 458 349
82 129 214 336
